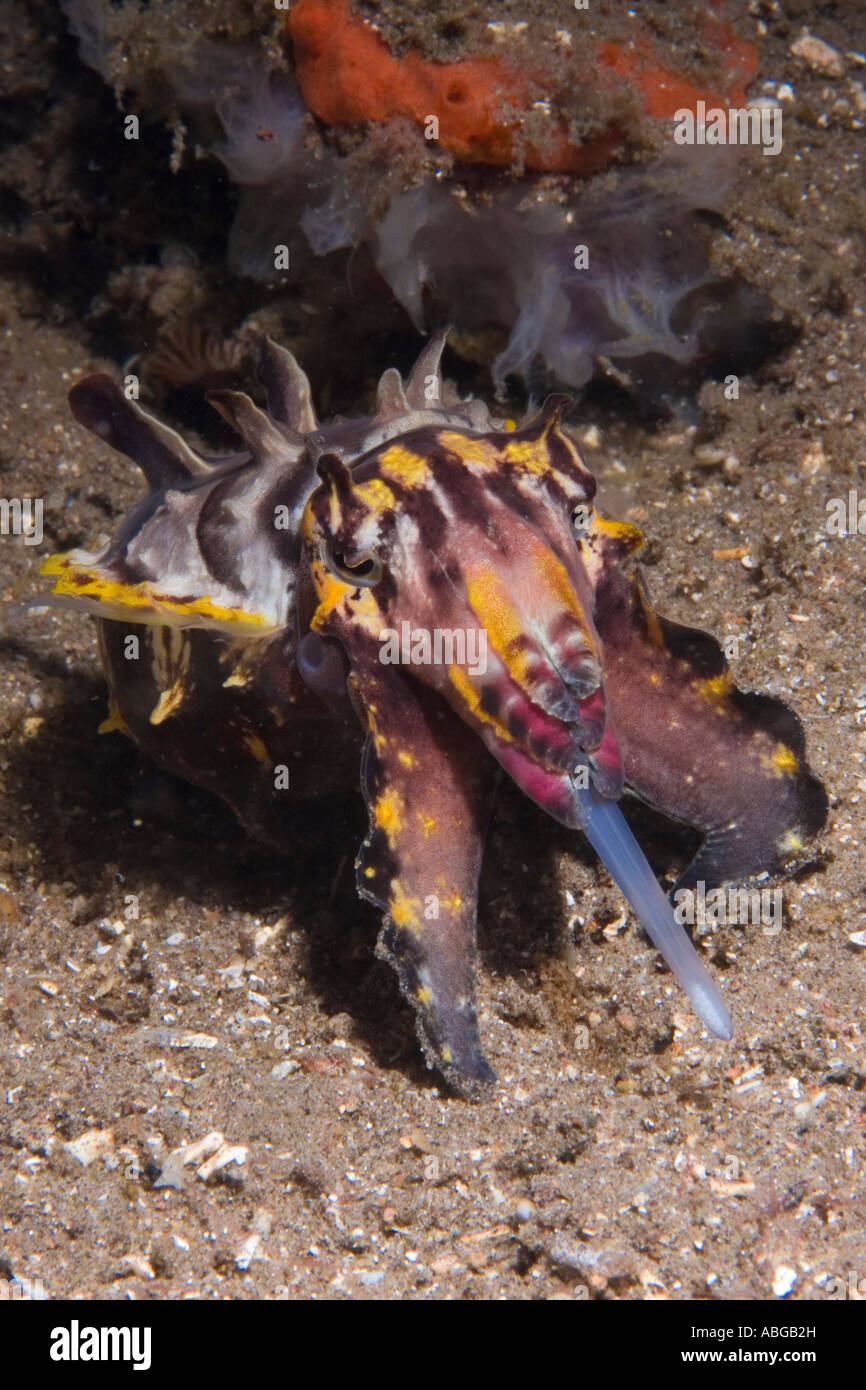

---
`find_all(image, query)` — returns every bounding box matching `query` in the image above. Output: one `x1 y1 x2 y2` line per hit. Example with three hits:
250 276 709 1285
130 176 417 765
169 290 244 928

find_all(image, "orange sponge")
598 14 758 119
287 0 757 173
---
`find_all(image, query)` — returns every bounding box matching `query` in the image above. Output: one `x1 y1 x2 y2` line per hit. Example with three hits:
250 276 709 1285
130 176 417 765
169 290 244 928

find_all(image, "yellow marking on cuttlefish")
397 749 417 770
149 626 191 725
389 881 422 931
466 570 534 687
502 437 552 477
438 892 463 913
374 790 405 840
326 478 342 534
98 697 127 736
418 813 437 837
309 561 383 636
308 561 344 615
219 636 272 689
243 731 271 766
436 431 498 470
778 829 805 855
311 461 391 531
378 445 431 489
448 663 516 745
532 538 592 632
149 684 187 726
770 743 799 777
589 514 645 555
354 477 397 511
362 703 388 759
637 584 665 646
416 986 433 1006
40 554 273 632
470 533 594 659
695 674 733 709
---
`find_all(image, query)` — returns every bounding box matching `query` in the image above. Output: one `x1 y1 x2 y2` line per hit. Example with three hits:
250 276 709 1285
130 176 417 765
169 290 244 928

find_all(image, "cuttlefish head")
300 396 627 824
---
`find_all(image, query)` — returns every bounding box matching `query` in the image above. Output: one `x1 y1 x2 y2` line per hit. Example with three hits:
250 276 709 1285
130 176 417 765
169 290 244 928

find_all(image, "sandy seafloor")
0 0 864 1301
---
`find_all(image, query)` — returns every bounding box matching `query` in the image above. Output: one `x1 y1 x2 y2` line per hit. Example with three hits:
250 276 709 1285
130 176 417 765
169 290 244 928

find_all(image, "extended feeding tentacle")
577 785 733 1039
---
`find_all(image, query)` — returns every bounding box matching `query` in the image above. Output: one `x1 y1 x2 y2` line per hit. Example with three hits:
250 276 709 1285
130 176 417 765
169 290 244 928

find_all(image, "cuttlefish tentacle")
577 785 733 1039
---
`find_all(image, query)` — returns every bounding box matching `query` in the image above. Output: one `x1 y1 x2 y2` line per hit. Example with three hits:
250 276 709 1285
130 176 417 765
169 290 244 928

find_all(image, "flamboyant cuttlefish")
40 334 827 1095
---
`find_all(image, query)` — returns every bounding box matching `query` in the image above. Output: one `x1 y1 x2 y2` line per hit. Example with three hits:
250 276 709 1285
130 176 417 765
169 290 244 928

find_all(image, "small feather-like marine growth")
40 334 827 1095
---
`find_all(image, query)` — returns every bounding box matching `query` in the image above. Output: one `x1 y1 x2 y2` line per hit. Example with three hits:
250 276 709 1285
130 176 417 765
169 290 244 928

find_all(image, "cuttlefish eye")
321 542 383 587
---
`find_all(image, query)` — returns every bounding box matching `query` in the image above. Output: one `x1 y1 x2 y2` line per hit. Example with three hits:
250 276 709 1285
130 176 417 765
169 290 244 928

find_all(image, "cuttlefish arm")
353 661 498 1092
588 523 828 893
309 579 499 1091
